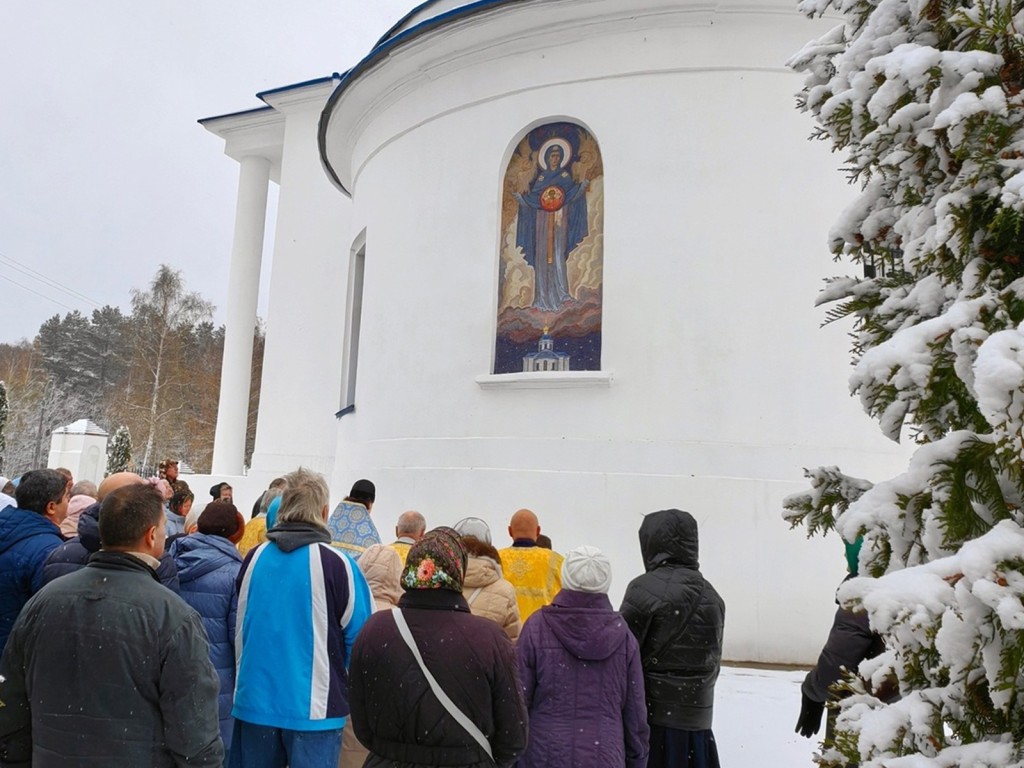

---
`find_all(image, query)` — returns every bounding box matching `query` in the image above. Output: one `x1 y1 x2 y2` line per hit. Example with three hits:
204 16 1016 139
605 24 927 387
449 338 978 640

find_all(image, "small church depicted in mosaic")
523 329 570 373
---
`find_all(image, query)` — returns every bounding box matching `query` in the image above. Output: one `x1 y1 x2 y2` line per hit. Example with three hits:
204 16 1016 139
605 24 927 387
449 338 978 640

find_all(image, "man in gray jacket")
0 484 223 767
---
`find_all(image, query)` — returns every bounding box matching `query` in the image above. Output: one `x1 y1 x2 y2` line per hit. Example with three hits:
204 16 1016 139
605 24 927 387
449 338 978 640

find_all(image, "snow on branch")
786 0 1024 760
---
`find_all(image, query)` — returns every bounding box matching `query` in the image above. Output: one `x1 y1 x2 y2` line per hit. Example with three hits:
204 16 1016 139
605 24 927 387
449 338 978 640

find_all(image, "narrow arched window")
339 232 366 415
495 121 603 374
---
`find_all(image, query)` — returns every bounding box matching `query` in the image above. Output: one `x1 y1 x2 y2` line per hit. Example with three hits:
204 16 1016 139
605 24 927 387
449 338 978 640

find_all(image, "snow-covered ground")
715 666 818 767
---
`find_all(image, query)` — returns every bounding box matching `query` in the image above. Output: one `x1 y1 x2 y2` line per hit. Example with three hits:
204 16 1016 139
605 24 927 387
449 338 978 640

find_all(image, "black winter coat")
803 579 885 704
0 551 223 767
349 589 528 768
619 508 725 731
40 502 179 591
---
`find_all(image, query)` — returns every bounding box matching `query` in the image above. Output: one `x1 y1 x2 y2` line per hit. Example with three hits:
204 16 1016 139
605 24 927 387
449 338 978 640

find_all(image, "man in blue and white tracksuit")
229 468 373 767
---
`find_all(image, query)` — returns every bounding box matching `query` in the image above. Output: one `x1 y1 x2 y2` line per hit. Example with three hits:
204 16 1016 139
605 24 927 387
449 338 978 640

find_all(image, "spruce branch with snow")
788 0 1024 763
784 465 874 538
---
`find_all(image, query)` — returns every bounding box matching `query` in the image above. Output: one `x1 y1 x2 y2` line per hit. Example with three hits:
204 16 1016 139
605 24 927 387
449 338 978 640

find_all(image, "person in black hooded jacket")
619 508 725 768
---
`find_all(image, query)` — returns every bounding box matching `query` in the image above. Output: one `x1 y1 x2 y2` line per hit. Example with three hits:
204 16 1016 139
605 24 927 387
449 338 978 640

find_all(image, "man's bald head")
508 508 540 542
97 472 144 501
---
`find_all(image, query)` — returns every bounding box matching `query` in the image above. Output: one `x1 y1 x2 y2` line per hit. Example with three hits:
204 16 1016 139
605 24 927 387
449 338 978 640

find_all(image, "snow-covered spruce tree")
785 1 1024 765
105 425 131 476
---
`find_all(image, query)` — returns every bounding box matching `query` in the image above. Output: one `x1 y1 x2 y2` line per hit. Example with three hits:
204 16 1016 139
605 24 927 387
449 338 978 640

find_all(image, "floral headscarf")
402 527 468 592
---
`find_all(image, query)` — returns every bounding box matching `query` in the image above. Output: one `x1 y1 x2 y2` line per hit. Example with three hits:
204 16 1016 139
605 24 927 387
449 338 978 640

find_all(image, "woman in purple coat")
516 546 649 768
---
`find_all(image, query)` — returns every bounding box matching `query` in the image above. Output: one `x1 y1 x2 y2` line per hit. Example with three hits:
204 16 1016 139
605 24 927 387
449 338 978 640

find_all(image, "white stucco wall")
248 82 352 479
317 0 913 663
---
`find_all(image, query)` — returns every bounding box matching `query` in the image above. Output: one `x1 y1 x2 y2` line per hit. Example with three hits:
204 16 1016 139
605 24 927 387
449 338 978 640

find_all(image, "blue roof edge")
256 73 346 103
198 104 276 126
318 0 527 196
198 73 346 127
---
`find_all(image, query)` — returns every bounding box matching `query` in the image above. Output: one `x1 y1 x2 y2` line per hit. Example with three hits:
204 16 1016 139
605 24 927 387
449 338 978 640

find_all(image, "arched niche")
494 121 604 374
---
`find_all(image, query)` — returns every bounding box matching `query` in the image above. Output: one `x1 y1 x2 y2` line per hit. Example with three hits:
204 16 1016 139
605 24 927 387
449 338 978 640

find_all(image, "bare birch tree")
128 266 212 471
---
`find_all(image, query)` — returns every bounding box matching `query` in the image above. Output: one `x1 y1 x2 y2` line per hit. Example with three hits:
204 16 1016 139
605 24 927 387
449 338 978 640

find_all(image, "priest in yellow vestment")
498 508 563 621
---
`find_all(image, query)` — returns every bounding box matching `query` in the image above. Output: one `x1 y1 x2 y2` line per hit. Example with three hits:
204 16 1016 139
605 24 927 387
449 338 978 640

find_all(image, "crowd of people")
0 464 728 767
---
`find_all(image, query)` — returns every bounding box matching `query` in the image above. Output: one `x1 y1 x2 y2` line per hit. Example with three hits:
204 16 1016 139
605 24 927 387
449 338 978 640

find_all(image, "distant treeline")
0 265 263 477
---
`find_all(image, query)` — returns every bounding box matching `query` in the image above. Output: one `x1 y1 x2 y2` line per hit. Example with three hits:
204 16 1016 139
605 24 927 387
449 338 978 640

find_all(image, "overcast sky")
1 0 411 343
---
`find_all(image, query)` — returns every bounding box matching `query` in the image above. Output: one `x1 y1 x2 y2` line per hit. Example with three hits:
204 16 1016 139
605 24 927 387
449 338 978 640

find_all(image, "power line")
0 272 79 313
0 255 128 347
0 277 133 352
0 250 104 309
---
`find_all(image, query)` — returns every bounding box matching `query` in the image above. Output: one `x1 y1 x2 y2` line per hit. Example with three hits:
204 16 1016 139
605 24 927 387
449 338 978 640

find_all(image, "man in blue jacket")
0 469 68 652
230 467 373 768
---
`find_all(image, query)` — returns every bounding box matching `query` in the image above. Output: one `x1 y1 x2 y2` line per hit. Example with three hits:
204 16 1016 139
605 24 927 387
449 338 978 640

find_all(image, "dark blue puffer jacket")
0 506 64 652
42 501 180 592
169 533 242 747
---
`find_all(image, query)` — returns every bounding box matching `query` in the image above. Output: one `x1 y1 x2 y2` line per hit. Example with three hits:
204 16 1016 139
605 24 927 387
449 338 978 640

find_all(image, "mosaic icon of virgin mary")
513 138 590 311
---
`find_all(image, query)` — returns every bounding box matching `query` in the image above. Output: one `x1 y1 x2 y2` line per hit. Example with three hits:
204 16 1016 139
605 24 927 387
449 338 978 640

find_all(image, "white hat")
561 545 612 594
453 517 492 544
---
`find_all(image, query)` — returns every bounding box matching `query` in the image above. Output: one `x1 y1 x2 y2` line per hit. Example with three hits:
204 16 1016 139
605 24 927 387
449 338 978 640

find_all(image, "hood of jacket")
266 521 331 553
0 506 61 556
639 508 700 572
542 589 628 661
170 533 243 582
76 501 102 553
61 495 95 538
357 544 403 607
463 555 502 589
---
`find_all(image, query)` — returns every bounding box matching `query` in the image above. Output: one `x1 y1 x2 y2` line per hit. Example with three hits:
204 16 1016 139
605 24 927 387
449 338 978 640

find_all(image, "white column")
212 154 271 475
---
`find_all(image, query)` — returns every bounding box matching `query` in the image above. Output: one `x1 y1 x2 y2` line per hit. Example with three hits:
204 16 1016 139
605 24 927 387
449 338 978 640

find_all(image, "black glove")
795 693 825 738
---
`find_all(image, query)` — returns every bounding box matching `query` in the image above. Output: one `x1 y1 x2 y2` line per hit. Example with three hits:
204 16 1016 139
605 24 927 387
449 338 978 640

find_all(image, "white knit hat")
561 545 612 594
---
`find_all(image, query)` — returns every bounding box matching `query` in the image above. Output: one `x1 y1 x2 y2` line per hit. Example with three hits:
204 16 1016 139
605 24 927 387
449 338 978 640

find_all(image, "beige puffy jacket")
462 551 521 641
357 544 403 612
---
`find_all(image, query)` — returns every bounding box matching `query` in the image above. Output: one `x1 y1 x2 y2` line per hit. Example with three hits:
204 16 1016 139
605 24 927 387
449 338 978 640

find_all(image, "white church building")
199 0 910 663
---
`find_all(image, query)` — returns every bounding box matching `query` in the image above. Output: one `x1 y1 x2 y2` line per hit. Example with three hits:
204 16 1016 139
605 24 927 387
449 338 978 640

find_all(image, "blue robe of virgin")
516 164 589 311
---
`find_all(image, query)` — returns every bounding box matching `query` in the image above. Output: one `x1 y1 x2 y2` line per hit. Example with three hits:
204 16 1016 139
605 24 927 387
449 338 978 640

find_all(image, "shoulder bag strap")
465 587 483 606
392 608 494 761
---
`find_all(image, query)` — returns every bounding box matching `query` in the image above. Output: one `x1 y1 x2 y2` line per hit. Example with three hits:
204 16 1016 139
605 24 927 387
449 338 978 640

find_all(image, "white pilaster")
212 154 270 475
